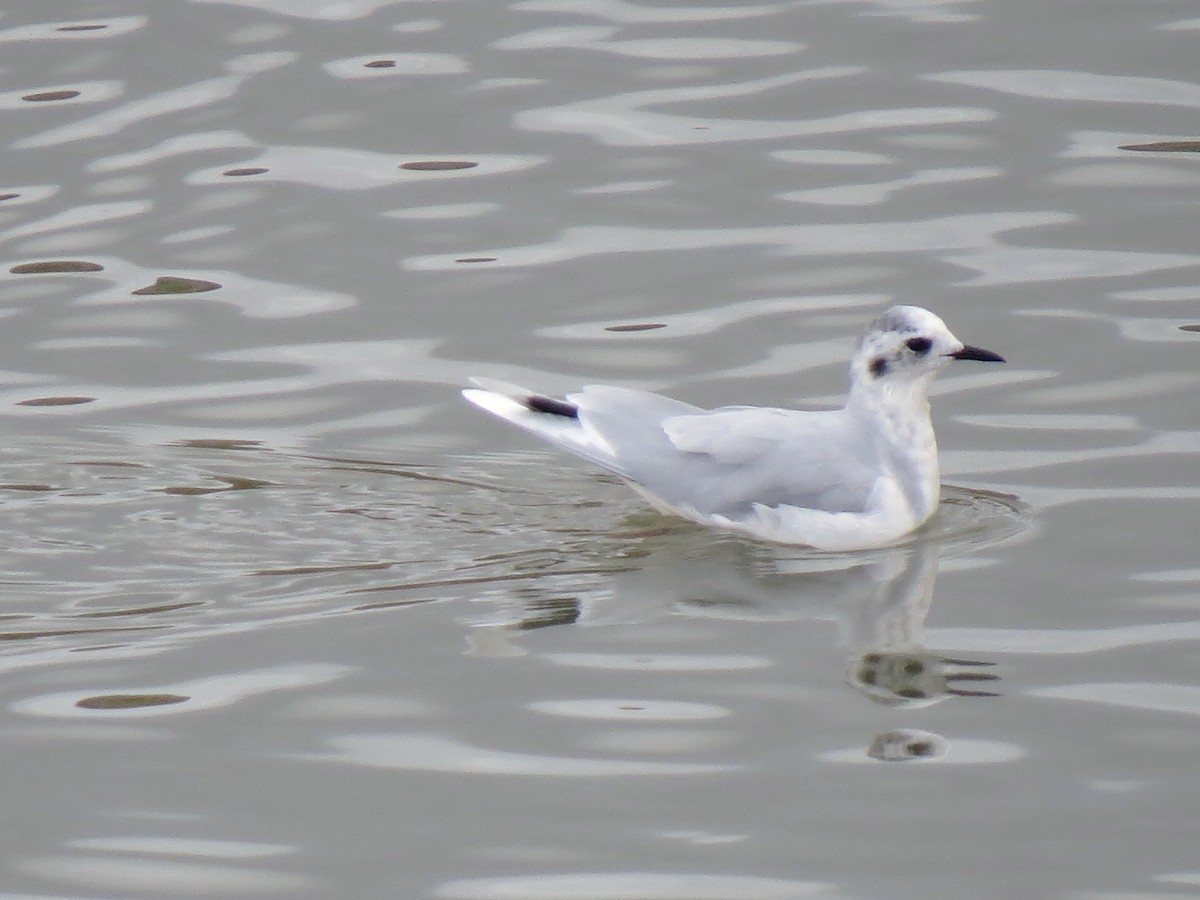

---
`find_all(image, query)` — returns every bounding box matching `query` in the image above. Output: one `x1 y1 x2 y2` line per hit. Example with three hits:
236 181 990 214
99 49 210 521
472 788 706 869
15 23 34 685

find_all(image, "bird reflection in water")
466 522 1006 761
472 528 999 698
835 543 998 708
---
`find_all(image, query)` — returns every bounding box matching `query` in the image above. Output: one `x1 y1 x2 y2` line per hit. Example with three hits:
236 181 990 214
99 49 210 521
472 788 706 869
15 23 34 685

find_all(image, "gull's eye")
906 337 933 355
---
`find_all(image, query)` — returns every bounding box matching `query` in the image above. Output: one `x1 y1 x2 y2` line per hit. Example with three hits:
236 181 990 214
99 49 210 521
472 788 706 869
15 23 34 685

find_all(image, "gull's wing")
620 403 879 517
465 380 880 518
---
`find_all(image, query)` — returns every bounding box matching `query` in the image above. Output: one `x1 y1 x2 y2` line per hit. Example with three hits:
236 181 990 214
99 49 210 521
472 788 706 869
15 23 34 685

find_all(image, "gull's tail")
461 377 623 473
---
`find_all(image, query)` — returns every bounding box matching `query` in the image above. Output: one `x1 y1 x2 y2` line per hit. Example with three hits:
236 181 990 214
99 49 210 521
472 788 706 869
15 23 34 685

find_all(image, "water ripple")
186 148 542 191
528 698 730 721
511 0 789 24
781 165 1002 207
932 621 1200 656
516 69 982 147
0 16 148 42
2 200 151 243
0 0 1197 890
88 130 256 172
497 27 801 59
323 52 470 78
308 733 730 776
1032 683 1200 717
0 256 359 319
0 81 124 111
437 872 829 899
405 212 1069 271
14 663 350 719
928 69 1200 108
15 53 296 149
18 854 312 896
191 0 402 18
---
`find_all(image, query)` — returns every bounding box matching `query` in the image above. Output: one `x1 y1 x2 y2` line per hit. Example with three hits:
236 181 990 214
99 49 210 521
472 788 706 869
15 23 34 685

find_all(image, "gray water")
2 0 1200 897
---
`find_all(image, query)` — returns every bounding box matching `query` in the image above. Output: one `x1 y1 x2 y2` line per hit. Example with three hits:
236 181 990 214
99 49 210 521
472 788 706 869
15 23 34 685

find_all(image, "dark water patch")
70 459 149 469
217 475 272 490
516 596 580 630
0 193 19 202
9 260 103 274
305 453 438 469
132 276 222 295
156 475 273 496
611 524 684 540
455 256 496 263
71 601 202 619
364 59 396 68
0 483 56 492
223 167 268 176
869 729 947 762
157 485 221 496
75 693 188 710
1120 140 1200 152
253 561 394 576
400 161 478 171
174 438 266 450
348 596 439 613
606 323 667 332
16 396 96 407
57 24 109 31
0 625 159 642
331 507 392 520
22 90 81 102
1180 324 1200 333
306 453 442 468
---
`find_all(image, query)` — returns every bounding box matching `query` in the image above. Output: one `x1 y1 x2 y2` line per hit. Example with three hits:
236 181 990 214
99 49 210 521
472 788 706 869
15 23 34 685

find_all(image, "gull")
462 305 1004 551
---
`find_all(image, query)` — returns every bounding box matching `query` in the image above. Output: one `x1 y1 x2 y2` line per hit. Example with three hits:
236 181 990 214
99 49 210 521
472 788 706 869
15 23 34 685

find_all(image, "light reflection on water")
3 0 1200 895
436 872 832 900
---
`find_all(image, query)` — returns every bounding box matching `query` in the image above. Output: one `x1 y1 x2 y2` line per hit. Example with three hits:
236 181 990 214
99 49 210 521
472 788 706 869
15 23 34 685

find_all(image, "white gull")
463 305 1004 551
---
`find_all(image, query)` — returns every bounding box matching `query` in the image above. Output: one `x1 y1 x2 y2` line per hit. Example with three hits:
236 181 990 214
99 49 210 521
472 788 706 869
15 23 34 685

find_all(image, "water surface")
2 0 1200 897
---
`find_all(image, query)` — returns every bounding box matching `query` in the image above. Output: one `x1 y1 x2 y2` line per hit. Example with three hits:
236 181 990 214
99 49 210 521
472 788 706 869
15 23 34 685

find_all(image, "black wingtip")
526 394 579 418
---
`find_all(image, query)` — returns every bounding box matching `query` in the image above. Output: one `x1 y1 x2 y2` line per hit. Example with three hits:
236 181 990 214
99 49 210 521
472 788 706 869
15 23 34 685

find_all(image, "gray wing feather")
465 381 880 519
576 391 879 517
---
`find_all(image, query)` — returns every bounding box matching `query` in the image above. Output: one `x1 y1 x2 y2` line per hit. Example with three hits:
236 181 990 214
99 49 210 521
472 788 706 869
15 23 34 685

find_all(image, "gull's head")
851 305 1005 391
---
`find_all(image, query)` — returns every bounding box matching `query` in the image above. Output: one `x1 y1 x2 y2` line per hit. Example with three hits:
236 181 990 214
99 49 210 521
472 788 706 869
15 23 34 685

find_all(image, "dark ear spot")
870 357 888 378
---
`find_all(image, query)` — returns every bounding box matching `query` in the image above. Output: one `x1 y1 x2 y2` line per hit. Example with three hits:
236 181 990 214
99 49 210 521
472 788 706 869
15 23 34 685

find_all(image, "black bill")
949 344 1006 363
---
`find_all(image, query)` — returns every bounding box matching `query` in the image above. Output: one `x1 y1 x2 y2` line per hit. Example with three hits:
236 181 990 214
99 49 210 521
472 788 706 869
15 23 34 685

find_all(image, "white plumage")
463 305 1004 551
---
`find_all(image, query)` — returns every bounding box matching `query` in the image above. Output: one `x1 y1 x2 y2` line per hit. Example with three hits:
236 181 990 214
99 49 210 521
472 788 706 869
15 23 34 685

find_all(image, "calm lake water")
2 0 1199 897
